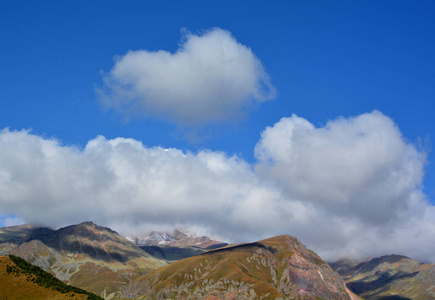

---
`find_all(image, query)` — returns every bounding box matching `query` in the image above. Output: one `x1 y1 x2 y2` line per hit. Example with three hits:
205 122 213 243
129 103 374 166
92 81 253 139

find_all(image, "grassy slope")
0 255 101 300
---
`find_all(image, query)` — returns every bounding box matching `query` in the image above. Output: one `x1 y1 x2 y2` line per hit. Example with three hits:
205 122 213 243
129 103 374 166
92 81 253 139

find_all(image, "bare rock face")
124 235 360 300
331 254 435 300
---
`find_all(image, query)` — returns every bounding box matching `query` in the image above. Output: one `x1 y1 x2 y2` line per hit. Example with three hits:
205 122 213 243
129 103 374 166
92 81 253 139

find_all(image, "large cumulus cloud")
0 111 434 262
0 128 283 240
255 111 426 225
254 111 433 261
99 28 276 125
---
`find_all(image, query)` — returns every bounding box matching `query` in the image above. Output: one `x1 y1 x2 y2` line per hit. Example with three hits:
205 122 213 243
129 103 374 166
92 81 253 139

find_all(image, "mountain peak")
79 221 96 227
172 227 197 239
72 221 119 235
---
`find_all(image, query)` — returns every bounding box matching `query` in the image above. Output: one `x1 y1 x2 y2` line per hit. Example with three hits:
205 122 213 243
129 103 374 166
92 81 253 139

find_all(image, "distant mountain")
330 254 435 299
126 227 226 248
127 231 176 246
0 222 166 299
0 254 102 300
122 235 362 300
126 228 228 262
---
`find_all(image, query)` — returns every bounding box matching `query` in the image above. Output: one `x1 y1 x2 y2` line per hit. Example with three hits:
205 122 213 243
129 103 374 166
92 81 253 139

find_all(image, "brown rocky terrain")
123 235 362 299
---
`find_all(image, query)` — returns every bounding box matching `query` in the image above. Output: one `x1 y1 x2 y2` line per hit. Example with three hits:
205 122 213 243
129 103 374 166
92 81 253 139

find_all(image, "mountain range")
1 221 434 299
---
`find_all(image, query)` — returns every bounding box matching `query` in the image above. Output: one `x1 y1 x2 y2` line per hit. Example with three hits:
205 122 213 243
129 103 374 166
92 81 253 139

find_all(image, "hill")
330 255 435 299
0 255 102 300
123 235 362 299
0 222 166 299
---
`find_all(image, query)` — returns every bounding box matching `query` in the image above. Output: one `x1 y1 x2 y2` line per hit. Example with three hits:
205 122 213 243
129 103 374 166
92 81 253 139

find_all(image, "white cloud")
255 111 426 223
254 110 431 261
0 128 279 238
99 28 276 125
0 111 434 262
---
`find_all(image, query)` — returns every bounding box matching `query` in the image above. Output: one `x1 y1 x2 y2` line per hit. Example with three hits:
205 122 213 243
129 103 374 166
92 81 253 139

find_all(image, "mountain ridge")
2 222 434 299
124 234 362 299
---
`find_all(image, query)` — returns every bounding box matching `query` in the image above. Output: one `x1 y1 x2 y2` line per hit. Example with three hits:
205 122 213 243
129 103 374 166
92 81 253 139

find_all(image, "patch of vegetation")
8 255 103 300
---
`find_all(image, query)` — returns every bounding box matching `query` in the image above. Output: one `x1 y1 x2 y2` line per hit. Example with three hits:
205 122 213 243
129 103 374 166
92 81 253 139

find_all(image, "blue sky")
1 1 435 261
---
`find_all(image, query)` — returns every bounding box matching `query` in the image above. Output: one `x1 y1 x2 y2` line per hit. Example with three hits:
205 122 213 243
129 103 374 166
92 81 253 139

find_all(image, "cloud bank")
99 28 276 125
0 111 434 262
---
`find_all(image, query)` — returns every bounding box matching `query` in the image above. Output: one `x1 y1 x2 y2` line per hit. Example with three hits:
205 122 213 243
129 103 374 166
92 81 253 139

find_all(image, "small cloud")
98 28 276 126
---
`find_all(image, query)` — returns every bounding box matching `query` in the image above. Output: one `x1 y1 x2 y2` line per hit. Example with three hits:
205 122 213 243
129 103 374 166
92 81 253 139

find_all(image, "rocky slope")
330 255 435 299
123 235 361 299
0 222 166 299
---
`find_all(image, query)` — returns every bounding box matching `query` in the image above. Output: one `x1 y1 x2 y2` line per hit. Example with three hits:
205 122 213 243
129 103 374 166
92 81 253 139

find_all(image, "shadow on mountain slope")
375 296 411 300
347 271 419 294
